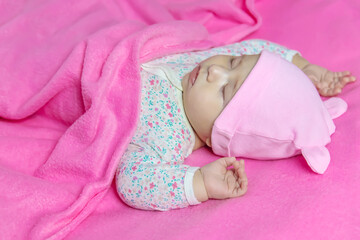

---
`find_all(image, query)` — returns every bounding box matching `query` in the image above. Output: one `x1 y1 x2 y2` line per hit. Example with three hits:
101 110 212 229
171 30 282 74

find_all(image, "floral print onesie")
116 39 299 211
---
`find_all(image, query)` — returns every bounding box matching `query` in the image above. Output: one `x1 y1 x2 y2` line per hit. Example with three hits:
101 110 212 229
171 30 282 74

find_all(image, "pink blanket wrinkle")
0 0 260 239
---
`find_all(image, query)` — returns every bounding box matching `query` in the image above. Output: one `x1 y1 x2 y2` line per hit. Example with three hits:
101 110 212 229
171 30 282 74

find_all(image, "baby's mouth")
189 65 200 86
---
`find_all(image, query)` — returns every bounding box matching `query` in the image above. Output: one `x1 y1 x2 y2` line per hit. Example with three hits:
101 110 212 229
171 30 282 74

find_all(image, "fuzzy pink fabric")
1 0 359 239
0 0 260 239
65 0 359 239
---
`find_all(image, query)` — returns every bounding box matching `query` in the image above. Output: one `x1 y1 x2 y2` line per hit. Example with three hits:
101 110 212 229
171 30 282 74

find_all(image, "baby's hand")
200 157 248 200
302 64 356 97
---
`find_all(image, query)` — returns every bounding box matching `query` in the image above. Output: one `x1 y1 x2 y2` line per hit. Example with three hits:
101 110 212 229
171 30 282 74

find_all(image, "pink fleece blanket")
0 0 261 239
1 0 359 239
64 1 359 240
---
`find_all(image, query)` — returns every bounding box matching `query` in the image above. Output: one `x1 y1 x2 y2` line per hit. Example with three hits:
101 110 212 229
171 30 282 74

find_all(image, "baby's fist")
200 157 248 200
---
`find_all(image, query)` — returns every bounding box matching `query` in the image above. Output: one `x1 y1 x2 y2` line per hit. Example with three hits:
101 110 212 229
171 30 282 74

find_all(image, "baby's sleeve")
116 143 201 211
239 39 300 62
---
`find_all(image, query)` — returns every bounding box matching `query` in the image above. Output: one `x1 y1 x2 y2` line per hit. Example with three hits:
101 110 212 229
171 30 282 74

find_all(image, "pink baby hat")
211 50 347 174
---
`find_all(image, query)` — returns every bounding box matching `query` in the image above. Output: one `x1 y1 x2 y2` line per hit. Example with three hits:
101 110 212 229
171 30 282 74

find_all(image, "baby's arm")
117 144 248 210
116 144 201 211
292 54 356 96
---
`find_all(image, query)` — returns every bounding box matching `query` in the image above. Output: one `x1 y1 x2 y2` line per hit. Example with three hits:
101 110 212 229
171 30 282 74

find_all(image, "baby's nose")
207 65 228 83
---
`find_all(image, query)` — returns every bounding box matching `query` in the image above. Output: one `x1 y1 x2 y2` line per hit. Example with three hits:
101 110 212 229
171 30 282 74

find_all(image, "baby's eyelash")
231 57 241 68
222 85 226 98
230 58 235 68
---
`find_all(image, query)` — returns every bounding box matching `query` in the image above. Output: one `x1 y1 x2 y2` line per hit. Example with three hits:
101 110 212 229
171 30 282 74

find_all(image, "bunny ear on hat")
301 146 330 174
324 97 348 119
301 97 347 174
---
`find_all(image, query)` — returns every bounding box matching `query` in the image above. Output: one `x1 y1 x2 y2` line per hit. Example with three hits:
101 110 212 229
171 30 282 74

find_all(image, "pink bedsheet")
0 0 260 239
1 0 359 239
67 0 360 239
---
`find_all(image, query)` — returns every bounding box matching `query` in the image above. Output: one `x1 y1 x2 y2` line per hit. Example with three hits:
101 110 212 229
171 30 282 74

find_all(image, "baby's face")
182 54 260 146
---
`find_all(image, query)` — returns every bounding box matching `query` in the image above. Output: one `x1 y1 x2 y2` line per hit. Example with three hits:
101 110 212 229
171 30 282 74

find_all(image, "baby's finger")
342 71 351 76
229 160 247 197
334 74 356 94
338 71 356 80
333 87 342 95
320 87 334 97
232 160 241 172
233 181 247 197
340 75 356 85
237 160 248 188
237 159 245 172
223 157 236 168
234 181 240 190
230 181 243 198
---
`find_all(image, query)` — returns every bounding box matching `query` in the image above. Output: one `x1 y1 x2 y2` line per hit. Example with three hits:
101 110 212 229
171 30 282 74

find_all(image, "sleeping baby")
115 40 356 211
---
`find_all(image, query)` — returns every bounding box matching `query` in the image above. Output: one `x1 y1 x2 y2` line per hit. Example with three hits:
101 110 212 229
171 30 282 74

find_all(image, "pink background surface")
67 0 360 239
0 0 358 239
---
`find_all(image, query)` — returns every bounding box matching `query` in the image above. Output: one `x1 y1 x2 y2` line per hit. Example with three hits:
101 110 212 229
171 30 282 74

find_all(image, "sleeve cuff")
184 166 202 205
286 49 301 62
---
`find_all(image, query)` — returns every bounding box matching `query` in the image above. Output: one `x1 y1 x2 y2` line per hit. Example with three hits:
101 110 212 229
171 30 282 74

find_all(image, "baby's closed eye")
231 56 241 68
